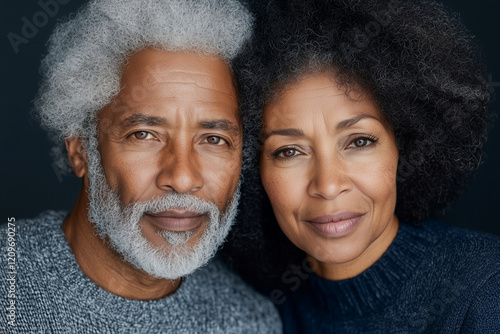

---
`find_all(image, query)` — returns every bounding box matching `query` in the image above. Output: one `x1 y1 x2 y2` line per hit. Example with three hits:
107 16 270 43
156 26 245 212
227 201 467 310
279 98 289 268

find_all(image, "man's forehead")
141 66 227 90
99 48 240 127
121 49 235 91
102 104 241 129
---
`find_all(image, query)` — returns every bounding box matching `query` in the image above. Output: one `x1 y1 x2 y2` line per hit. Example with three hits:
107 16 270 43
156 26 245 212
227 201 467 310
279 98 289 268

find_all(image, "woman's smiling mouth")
305 212 364 238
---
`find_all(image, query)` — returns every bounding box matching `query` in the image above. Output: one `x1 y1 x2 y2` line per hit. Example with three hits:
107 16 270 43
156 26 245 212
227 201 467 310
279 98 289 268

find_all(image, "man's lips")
305 211 364 238
144 210 205 232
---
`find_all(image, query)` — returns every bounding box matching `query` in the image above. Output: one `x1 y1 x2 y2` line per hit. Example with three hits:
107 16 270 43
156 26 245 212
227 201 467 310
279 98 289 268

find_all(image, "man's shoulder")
0 211 70 283
184 256 282 333
1 211 71 331
1 211 66 237
193 255 279 303
194 256 269 298
1 211 66 253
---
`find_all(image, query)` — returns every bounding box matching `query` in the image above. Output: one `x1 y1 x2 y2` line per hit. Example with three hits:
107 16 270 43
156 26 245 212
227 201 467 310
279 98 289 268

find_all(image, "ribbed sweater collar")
309 222 440 316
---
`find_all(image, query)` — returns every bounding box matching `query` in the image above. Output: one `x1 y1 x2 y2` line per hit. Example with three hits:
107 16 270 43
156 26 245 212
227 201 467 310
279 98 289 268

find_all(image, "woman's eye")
272 147 301 159
205 136 226 145
281 148 298 157
354 138 370 147
348 136 377 148
132 131 154 140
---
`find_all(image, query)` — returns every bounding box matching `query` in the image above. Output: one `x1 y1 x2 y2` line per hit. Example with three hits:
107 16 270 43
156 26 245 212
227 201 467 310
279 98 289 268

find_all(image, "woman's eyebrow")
262 114 383 139
263 128 305 140
336 114 382 130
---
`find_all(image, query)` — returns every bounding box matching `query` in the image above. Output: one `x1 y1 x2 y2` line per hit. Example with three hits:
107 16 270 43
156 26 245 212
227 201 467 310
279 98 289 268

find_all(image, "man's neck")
62 187 181 300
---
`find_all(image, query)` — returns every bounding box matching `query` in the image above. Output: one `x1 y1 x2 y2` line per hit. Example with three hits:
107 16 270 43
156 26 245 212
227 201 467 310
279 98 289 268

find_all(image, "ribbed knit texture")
277 221 500 333
0 211 282 333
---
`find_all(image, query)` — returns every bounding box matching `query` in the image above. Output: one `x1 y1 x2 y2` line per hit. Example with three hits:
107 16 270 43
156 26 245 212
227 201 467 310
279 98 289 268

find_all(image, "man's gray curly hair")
34 0 253 174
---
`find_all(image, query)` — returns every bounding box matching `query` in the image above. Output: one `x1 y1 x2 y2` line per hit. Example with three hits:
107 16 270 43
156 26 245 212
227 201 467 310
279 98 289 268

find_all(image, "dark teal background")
1 0 499 235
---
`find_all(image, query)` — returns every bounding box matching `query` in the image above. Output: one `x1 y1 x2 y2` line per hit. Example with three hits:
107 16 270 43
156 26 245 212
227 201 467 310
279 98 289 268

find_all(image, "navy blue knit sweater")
277 221 500 333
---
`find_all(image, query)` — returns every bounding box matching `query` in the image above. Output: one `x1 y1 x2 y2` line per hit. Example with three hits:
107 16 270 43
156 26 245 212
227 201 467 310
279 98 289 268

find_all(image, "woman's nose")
307 154 352 200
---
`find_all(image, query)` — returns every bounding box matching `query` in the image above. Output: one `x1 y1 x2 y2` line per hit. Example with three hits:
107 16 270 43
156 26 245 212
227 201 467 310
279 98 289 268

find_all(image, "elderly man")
0 0 281 332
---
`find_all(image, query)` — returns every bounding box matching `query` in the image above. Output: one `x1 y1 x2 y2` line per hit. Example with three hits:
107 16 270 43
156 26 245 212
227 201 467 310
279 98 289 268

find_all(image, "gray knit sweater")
1 211 282 333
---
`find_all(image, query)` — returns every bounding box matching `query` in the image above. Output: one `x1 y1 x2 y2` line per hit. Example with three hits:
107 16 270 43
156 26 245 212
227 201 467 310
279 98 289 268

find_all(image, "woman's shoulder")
418 220 500 257
407 220 500 284
427 221 500 331
396 221 500 331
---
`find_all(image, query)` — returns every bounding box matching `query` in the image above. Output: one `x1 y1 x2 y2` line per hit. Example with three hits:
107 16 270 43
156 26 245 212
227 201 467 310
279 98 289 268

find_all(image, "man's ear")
65 138 88 178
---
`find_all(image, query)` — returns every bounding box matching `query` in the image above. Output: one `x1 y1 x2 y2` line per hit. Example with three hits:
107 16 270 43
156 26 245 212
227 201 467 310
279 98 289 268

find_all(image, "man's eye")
205 136 226 145
131 131 154 140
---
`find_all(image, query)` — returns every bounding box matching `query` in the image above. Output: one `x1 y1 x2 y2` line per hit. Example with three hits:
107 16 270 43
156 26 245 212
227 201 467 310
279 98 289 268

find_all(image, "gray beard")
84 134 240 280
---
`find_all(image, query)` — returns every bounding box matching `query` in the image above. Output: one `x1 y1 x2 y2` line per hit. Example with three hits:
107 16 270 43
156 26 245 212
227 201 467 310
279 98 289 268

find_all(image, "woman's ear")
65 138 88 178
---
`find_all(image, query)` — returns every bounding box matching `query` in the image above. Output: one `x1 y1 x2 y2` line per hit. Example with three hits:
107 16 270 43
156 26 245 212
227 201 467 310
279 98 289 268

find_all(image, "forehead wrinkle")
143 80 237 99
293 83 344 100
145 68 235 95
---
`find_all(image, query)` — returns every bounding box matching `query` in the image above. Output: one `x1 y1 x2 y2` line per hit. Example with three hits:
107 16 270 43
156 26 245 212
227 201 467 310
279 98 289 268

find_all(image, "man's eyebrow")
336 114 382 129
199 119 241 137
120 113 165 128
263 128 305 140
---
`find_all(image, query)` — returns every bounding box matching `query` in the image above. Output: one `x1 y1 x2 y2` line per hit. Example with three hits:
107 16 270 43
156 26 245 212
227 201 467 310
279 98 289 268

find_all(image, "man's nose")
156 144 203 194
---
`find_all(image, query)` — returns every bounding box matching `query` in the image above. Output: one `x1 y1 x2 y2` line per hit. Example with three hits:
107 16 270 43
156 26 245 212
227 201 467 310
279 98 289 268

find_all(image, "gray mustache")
126 193 221 219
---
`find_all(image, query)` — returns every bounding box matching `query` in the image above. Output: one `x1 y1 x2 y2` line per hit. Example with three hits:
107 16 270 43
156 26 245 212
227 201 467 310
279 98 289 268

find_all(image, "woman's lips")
305 212 364 238
144 210 205 232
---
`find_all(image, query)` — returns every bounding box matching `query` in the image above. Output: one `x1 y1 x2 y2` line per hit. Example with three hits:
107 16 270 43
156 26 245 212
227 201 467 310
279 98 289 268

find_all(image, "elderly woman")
222 0 500 332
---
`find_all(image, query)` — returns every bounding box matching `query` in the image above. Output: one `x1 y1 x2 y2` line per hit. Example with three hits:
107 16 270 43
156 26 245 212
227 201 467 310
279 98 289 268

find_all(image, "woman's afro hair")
221 0 492 288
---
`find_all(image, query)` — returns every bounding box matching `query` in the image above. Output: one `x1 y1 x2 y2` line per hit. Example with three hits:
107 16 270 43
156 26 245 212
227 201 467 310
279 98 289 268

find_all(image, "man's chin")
112 220 226 280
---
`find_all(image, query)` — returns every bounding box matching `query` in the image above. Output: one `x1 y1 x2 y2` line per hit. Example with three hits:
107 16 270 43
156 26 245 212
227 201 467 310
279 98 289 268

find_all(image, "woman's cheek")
264 168 302 227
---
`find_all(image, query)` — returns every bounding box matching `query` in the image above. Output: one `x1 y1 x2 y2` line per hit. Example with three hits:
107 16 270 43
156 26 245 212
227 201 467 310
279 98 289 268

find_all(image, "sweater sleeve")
460 271 500 332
